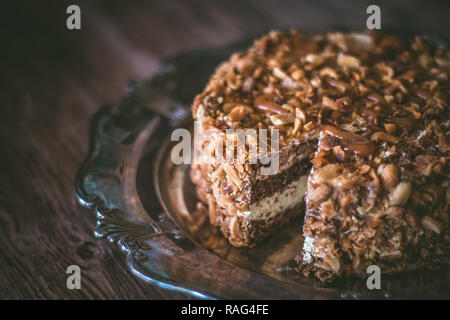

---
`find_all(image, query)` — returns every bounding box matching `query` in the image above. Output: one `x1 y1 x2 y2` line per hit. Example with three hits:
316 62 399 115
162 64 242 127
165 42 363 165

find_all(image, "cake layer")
191 159 310 247
249 142 315 203
247 174 308 221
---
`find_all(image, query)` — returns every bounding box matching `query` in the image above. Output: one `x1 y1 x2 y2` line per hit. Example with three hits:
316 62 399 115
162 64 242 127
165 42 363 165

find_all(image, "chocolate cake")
190 30 449 280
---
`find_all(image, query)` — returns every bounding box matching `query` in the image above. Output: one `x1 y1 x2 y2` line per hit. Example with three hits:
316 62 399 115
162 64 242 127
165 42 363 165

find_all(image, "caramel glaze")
322 124 376 157
254 94 284 114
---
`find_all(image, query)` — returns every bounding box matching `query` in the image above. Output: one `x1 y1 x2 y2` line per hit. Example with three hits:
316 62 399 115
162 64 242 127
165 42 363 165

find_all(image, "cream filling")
302 236 315 263
239 175 308 221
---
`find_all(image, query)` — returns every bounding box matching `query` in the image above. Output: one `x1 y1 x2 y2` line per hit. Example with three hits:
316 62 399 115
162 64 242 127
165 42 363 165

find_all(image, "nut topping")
380 164 399 190
254 94 284 114
371 132 400 144
389 181 412 206
337 54 360 69
227 105 252 121
405 210 420 228
222 163 242 189
309 184 332 205
270 113 295 125
421 216 443 234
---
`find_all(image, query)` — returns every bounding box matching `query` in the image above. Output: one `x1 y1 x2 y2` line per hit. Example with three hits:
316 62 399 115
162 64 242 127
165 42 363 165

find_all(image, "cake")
190 30 449 280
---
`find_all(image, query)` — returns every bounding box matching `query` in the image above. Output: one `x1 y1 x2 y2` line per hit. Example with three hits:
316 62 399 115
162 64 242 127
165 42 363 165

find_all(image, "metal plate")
75 34 450 299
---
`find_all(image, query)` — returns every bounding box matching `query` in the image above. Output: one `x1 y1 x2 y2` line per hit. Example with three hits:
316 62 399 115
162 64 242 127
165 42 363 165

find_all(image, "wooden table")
0 0 448 299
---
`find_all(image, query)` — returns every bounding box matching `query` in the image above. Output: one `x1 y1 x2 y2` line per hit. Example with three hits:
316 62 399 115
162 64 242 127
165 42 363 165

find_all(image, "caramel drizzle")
322 125 375 157
254 94 284 114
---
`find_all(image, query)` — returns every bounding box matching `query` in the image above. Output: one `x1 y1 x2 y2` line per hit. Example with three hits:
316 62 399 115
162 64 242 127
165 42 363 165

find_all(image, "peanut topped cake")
190 29 449 280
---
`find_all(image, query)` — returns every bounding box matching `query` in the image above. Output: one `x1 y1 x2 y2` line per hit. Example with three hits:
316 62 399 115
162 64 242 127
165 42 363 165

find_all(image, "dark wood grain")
0 0 448 299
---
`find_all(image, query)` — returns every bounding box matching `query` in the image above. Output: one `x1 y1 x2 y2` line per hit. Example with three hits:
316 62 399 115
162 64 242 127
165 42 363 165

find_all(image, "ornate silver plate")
75 37 450 299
